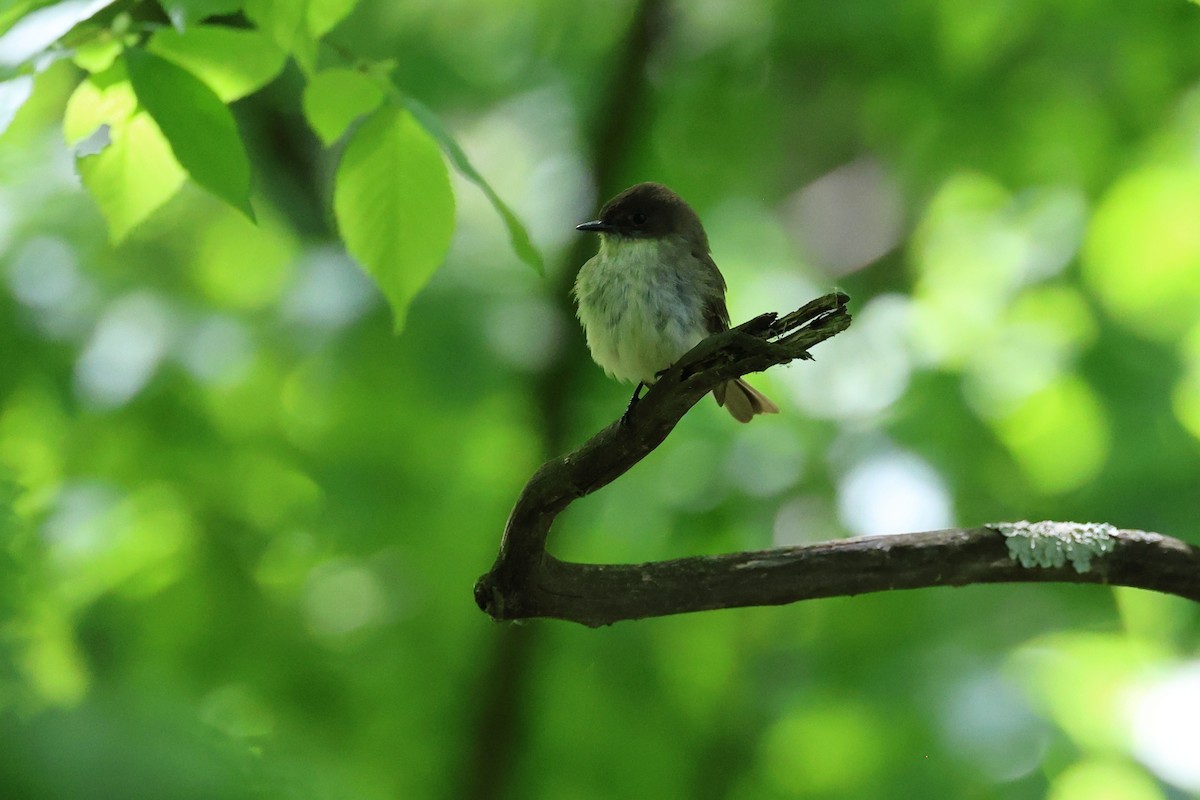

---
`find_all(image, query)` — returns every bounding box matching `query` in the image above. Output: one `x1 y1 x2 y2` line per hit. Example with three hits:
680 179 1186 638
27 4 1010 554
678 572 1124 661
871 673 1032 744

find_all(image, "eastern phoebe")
574 182 779 423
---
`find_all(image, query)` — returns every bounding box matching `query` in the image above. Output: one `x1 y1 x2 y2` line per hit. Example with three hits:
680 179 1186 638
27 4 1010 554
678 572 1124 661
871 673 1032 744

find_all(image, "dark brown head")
576 182 709 249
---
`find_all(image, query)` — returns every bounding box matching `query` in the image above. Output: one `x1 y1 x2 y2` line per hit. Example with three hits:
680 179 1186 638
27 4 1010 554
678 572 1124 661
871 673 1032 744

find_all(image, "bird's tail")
714 378 779 423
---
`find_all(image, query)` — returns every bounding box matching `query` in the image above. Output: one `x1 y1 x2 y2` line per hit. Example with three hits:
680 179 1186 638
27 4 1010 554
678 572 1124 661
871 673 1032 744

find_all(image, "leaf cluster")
2 0 541 331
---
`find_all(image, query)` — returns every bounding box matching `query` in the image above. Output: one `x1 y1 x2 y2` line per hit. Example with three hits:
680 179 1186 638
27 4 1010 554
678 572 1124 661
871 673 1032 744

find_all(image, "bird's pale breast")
574 237 711 384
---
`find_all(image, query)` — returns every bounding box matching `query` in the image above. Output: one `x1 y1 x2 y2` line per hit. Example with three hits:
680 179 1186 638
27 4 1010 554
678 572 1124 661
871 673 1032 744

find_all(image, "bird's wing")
696 249 731 333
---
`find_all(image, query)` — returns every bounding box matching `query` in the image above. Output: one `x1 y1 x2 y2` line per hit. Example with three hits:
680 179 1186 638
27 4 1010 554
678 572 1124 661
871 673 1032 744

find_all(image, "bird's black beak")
576 220 613 233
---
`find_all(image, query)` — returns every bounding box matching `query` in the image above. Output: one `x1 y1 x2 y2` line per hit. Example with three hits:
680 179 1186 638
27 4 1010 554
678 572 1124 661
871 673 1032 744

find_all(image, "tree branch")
474 291 1200 626
483 524 1200 627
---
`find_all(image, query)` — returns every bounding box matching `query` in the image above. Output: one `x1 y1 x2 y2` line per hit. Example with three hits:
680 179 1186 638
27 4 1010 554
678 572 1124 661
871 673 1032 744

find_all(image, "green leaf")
334 105 455 333
302 68 384 146
77 110 187 242
0 75 33 136
147 25 286 101
0 2 40 37
62 60 135 145
71 32 122 73
244 0 316 73
0 0 119 67
241 0 353 55
402 97 543 274
124 47 253 219
158 0 245 30
306 0 356 38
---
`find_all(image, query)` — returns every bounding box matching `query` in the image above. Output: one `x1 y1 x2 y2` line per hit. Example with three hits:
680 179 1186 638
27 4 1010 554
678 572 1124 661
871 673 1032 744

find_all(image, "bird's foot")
619 382 647 427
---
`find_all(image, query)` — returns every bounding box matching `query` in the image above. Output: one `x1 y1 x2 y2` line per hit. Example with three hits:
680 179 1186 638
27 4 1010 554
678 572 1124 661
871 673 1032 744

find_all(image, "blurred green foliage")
1 0 1200 798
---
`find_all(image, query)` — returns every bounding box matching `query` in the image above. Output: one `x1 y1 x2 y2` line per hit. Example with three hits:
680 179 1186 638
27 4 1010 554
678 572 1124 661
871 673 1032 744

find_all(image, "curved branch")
475 293 849 610
485 526 1200 627
474 291 1200 626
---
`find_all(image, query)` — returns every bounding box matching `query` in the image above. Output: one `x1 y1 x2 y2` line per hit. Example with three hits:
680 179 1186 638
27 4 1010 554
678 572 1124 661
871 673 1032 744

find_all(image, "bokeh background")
2 0 1200 797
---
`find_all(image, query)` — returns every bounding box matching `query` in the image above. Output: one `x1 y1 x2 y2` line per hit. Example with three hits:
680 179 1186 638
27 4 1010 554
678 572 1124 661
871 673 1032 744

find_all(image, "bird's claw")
619 381 647 427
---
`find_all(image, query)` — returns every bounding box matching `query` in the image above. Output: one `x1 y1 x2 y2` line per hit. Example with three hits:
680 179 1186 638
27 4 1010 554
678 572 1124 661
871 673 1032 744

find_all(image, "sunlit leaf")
77 110 187 242
0 0 118 68
125 47 253 218
242 0 353 57
244 0 316 73
403 96 543 274
0 1 40 37
62 59 134 144
0 75 32 135
159 0 245 30
306 0 356 37
70 33 121 72
334 105 454 332
302 67 384 145
148 25 286 101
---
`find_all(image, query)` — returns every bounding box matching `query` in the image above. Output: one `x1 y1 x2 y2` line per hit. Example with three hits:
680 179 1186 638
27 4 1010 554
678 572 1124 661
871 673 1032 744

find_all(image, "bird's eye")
630 212 647 226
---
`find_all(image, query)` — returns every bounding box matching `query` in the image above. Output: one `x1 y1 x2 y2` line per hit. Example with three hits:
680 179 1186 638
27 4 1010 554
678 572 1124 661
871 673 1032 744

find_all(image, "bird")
573 182 778 423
